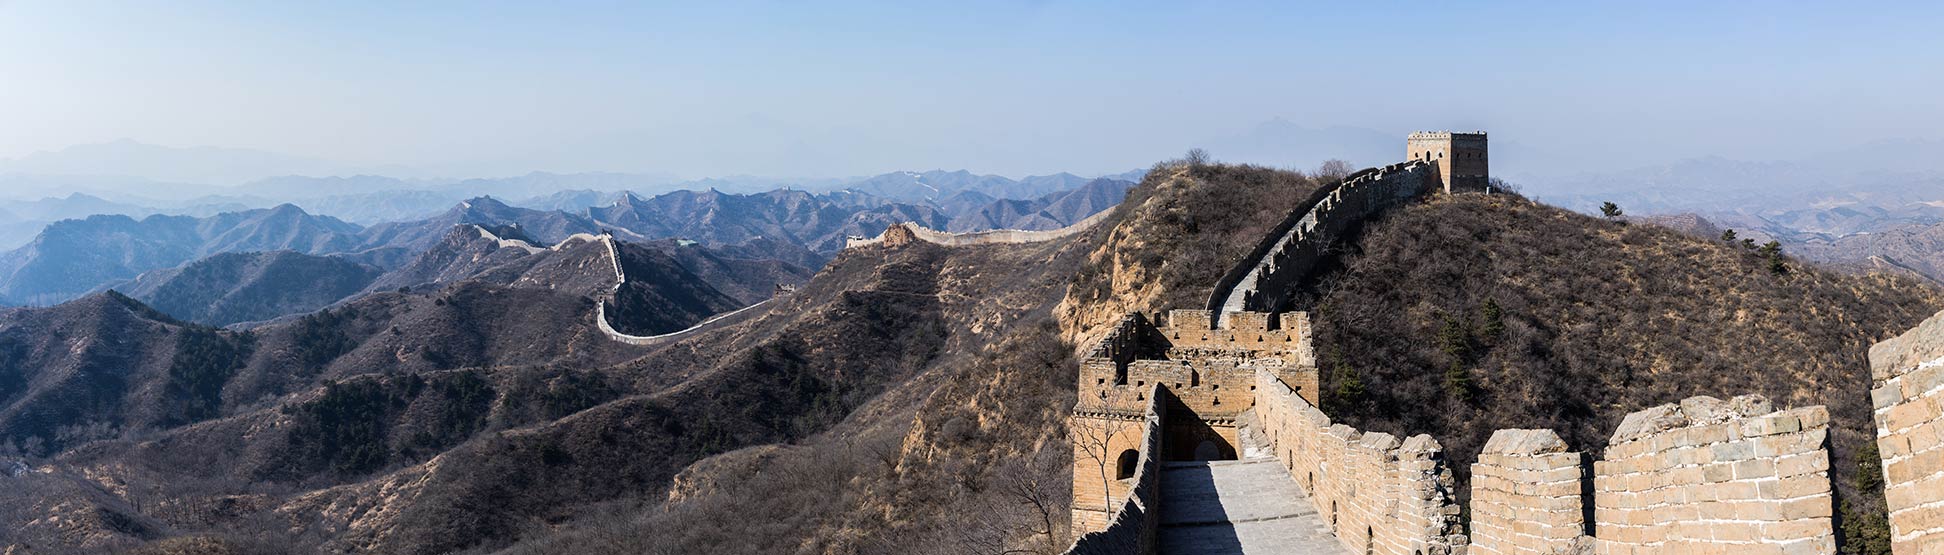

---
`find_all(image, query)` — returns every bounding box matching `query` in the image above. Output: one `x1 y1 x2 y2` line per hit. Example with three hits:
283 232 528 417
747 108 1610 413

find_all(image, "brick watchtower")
1406 131 1489 194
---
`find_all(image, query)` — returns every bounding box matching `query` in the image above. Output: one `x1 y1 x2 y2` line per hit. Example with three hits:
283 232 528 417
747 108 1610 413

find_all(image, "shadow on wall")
1153 464 1243 555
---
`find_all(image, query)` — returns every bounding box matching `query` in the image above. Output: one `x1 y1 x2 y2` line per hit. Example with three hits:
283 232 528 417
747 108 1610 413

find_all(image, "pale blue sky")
2 1 1939 179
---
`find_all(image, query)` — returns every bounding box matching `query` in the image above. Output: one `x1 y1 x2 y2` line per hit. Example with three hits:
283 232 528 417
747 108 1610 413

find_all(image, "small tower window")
1115 449 1139 479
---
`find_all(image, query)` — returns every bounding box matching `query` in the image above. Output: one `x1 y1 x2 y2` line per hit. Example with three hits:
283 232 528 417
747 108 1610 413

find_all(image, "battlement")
1407 130 1487 141
1078 309 1317 415
1205 158 1443 322
1064 129 1944 555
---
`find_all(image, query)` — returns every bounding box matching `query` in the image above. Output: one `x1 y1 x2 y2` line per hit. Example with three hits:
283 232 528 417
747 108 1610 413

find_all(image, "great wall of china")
565 129 1944 553
1048 132 1944 554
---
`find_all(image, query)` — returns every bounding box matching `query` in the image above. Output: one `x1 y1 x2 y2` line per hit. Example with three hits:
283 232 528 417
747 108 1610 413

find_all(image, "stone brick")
1167 309 1212 331
1740 413 1804 437
1877 383 1909 410
1903 363 1944 400
1778 494 1833 520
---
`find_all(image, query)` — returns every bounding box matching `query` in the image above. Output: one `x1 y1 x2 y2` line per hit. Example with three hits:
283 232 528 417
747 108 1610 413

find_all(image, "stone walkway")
1158 415 1349 554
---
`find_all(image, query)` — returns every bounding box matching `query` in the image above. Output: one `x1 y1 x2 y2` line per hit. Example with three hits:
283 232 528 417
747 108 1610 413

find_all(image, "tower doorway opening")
1193 440 1221 460
1115 449 1139 479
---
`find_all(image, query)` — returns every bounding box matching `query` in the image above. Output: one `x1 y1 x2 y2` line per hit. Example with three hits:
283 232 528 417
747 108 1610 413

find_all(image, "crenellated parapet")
1254 368 1467 555
1461 394 1840 555
1057 128 1931 552
1076 308 1320 425
1470 429 1585 555
1868 309 1944 554
1591 395 1836 554
1206 159 1442 326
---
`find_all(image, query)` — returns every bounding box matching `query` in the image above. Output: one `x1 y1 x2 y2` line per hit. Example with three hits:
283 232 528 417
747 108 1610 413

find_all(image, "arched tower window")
1115 449 1139 479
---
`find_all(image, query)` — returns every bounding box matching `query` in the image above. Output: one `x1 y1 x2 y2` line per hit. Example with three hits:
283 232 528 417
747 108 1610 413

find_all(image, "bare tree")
996 446 1071 552
1070 386 1137 518
1316 159 1355 182
1488 177 1520 194
1184 148 1211 168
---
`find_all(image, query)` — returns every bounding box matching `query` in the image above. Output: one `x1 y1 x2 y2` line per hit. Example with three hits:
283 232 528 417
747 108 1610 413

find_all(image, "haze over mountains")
1530 139 1944 285
0 168 1134 332
3 157 1935 554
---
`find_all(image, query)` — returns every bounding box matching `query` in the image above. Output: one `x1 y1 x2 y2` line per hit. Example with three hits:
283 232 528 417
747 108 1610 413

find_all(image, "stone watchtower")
1406 131 1489 193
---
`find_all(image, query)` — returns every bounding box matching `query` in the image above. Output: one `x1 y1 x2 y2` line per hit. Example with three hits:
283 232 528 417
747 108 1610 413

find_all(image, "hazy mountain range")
1 160 1932 554
0 139 1141 215
0 176 1133 315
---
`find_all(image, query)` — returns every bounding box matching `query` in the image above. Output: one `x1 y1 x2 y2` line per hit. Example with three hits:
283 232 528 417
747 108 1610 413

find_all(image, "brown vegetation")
1307 193 1944 549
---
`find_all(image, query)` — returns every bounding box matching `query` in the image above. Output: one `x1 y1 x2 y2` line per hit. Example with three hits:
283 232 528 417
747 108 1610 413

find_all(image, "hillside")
586 188 954 254
1303 193 1944 542
113 250 383 326
489 160 1325 555
1060 162 1325 349
1783 223 1944 284
6 160 1933 554
0 161 1186 555
943 177 1134 233
0 206 362 306
0 292 256 448
0 179 1126 308
355 196 605 252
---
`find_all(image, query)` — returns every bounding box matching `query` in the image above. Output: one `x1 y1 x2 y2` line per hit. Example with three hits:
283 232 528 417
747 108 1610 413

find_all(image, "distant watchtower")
1406 131 1489 193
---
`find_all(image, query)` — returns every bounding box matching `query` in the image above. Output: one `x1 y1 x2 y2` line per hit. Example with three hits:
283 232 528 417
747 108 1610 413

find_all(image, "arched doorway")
1115 449 1139 479
1193 440 1221 460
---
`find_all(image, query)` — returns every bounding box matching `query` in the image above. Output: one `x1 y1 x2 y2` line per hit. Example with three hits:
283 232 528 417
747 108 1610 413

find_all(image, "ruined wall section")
1207 160 1438 326
1591 395 1835 555
1469 429 1585 555
1869 310 1944 554
1255 369 1465 555
1065 386 1167 555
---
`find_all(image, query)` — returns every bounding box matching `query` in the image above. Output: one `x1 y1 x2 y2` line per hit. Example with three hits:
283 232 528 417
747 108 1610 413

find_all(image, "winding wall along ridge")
843 207 1115 249
589 234 776 346
1206 161 1437 327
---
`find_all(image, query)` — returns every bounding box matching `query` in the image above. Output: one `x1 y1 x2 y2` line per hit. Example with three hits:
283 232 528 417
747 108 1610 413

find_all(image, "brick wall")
1470 429 1585 555
1591 395 1835 555
1869 310 1944 555
1064 386 1167 555
1254 369 1465 555
1069 411 1153 535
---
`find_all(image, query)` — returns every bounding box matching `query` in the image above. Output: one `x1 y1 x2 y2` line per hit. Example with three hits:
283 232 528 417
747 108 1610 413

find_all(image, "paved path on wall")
1157 457 1347 554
